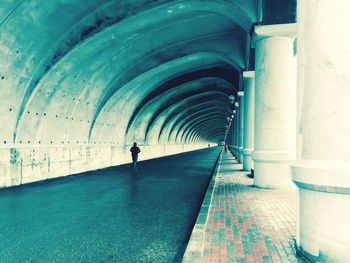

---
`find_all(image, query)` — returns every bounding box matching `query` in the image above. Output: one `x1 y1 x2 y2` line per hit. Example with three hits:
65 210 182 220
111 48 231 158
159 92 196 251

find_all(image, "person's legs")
132 156 138 172
134 156 138 171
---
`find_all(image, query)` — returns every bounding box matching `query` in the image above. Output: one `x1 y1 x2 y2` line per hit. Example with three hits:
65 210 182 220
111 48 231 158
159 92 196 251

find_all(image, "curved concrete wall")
0 0 258 187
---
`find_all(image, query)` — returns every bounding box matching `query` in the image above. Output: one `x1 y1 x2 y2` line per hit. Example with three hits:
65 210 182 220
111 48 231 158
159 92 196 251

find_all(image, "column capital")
237 91 244 97
252 23 297 47
243 71 255 79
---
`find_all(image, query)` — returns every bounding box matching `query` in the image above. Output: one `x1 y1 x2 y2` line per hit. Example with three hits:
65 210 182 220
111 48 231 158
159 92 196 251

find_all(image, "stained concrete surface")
0 147 220 262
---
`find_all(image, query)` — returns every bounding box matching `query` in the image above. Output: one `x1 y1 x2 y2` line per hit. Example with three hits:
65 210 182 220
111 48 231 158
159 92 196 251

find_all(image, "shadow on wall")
0 144 207 188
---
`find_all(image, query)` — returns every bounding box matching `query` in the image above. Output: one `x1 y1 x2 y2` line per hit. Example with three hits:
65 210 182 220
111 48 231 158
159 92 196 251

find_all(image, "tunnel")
0 0 258 185
2 0 350 263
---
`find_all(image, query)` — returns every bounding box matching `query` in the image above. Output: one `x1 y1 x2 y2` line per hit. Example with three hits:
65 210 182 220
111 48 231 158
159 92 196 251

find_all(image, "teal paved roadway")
0 147 220 262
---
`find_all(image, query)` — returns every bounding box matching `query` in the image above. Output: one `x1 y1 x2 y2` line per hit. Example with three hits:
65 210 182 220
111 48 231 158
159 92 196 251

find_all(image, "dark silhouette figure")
130 142 141 174
224 143 228 153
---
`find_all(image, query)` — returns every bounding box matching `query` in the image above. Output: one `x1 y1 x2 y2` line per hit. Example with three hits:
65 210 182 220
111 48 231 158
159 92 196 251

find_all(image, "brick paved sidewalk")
184 151 306 263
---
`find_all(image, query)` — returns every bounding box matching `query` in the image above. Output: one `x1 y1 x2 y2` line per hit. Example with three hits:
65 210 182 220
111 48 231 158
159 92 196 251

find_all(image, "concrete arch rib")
175 111 227 142
10 0 250 144
18 36 240 144
144 92 232 145
164 105 232 143
192 129 223 144
125 73 236 138
90 52 237 144
136 92 229 145
193 120 228 140
193 129 225 144
197 129 226 143
183 120 226 144
184 117 226 142
193 123 227 141
124 78 234 143
160 103 232 143
186 121 226 144
86 34 241 144
180 116 227 144
90 58 238 144
174 111 229 143
7 0 139 141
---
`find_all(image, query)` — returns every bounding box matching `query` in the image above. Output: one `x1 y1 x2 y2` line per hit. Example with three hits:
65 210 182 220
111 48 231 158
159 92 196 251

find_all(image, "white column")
292 1 350 261
252 23 296 188
233 104 239 158
242 71 255 171
232 110 237 158
238 92 244 163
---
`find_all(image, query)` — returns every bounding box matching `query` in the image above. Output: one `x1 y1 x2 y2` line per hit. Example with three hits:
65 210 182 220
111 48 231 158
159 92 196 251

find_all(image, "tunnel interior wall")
0 144 207 188
0 0 258 188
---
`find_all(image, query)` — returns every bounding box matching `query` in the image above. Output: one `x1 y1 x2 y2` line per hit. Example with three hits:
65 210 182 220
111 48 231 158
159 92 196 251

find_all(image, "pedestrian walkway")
184 151 305 263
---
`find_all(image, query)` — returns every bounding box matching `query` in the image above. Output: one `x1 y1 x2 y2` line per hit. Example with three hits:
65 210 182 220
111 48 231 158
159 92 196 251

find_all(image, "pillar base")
243 148 253 171
292 160 350 263
252 150 293 188
238 147 243 163
233 146 239 159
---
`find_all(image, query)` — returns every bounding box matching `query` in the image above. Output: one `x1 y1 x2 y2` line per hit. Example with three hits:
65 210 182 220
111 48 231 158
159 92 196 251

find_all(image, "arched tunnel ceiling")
0 0 259 145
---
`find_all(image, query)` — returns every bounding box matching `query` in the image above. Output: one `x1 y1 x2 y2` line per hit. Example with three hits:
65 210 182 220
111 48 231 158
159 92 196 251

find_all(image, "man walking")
130 142 141 173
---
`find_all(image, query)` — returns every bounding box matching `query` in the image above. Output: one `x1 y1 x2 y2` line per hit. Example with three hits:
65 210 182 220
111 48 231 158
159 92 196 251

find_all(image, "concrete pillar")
235 103 240 160
292 1 350 262
233 105 239 158
238 92 244 163
231 110 235 157
242 71 255 171
231 110 234 156
228 116 234 153
252 23 296 188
